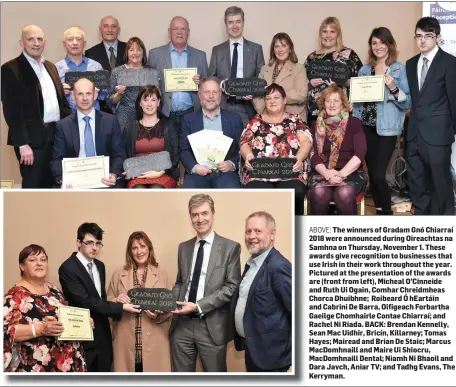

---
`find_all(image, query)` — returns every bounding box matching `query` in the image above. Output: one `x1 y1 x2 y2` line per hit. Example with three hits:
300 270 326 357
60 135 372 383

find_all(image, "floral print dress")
3 283 87 372
240 114 312 185
304 47 363 119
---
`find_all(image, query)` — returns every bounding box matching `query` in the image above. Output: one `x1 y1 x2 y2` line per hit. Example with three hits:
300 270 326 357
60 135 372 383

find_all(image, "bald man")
51 78 126 188
55 27 105 112
85 15 126 72
1 25 71 188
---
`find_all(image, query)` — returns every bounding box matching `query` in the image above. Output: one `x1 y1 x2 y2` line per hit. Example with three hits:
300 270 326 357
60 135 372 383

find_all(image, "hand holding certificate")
349 75 386 103
164 68 198 92
62 156 110 189
57 305 93 341
187 130 233 170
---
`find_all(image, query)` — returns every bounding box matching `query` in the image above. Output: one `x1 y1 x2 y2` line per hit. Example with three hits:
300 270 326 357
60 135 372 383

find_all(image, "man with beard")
179 76 243 188
231 211 292 372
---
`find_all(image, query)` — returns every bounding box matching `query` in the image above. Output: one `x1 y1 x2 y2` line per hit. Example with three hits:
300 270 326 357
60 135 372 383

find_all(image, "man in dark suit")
59 222 140 372
147 16 208 136
1 25 71 188
231 211 291 372
85 15 126 72
170 194 241 372
51 78 126 188
180 76 243 188
405 17 456 215
209 6 265 126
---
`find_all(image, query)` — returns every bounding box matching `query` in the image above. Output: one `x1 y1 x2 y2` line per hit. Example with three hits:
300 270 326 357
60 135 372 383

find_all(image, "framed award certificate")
57 305 93 341
62 156 109 189
164 68 198 92
349 75 385 103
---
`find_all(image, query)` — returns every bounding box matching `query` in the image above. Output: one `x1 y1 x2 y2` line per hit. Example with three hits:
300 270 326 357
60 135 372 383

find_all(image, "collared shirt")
23 51 60 124
169 43 193 112
76 251 102 298
417 45 439 90
229 37 244 78
77 108 97 158
103 40 119 60
235 247 272 338
184 230 215 314
202 108 222 131
55 56 104 111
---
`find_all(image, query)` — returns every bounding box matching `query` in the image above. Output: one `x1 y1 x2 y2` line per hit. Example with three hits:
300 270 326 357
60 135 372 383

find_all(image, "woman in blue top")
353 27 411 215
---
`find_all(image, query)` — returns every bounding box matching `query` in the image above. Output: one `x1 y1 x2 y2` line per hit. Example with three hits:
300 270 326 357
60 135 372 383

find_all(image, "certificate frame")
62 156 109 189
1 180 15 189
164 68 198 92
57 305 93 341
349 75 385 103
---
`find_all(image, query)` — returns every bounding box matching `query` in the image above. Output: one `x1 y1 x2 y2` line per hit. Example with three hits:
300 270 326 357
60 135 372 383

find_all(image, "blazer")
405 48 456 146
51 110 126 184
107 264 173 372
253 61 308 120
179 109 244 173
231 247 292 370
124 118 179 181
58 253 124 353
170 232 241 346
85 40 127 72
147 43 208 117
209 38 265 117
1 53 71 148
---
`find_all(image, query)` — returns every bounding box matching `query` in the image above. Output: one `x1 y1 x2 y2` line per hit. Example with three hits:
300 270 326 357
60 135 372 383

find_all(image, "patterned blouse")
240 114 312 185
3 283 86 372
304 47 362 119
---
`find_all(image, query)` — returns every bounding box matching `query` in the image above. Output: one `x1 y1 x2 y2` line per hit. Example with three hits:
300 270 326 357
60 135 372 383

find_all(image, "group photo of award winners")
2 2 455 215
3 191 293 373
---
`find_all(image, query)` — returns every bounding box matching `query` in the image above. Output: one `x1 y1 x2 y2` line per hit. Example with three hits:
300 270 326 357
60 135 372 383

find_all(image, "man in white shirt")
405 17 456 215
1 25 71 188
170 193 241 371
209 6 265 126
59 222 140 372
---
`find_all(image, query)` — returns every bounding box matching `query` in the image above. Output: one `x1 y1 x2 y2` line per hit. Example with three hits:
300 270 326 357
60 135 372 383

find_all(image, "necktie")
241 263 250 279
420 57 429 90
231 42 239 79
87 261 95 283
109 46 117 70
188 240 206 304
83 116 96 157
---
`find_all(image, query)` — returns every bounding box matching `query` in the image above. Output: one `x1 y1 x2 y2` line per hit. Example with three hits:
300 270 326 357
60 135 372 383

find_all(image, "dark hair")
224 6 244 23
265 83 286 99
124 37 147 66
415 17 440 35
19 244 48 277
368 27 398 66
269 33 298 66
136 85 161 120
124 231 158 270
77 223 104 242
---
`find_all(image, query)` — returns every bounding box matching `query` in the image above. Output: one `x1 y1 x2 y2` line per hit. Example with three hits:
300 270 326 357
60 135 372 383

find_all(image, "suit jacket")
170 232 241 346
1 53 71 148
107 264 173 372
85 41 127 72
147 43 208 117
209 39 265 117
51 110 126 184
231 247 292 369
58 252 124 353
124 118 179 181
253 61 308 120
179 109 244 173
405 48 456 146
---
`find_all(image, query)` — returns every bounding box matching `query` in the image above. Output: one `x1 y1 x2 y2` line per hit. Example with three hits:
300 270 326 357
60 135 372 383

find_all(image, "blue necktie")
83 116 96 157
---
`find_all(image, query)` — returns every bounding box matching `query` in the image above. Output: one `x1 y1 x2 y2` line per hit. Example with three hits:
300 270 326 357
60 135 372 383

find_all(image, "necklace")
140 118 160 128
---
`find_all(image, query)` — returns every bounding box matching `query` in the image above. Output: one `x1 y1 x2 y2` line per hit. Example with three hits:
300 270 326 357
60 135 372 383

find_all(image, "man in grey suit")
148 16 208 136
170 193 241 372
209 6 265 126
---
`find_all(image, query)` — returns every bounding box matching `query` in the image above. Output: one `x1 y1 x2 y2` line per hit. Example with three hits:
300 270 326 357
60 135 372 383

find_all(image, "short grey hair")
188 194 215 214
245 211 276 230
224 6 245 23
198 76 220 90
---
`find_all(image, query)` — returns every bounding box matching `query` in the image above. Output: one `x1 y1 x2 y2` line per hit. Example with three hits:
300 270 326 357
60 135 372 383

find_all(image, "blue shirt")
169 43 193 112
202 109 222 131
55 56 106 112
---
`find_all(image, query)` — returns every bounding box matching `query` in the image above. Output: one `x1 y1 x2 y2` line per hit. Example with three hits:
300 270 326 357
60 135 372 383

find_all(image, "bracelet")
391 87 399 94
31 323 36 338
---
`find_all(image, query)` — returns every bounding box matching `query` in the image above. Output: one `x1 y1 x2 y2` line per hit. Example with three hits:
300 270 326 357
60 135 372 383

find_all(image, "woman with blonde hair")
304 16 362 127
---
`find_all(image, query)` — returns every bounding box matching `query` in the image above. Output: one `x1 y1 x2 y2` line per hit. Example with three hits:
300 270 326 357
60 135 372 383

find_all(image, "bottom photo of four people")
2 190 293 374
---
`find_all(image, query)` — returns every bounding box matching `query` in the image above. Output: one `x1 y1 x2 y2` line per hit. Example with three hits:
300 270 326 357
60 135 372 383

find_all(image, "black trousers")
85 347 113 372
245 348 290 372
246 180 306 215
363 125 397 213
169 107 194 138
405 131 454 215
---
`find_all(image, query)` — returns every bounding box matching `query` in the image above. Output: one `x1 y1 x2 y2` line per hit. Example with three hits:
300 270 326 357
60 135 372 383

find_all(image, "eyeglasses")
414 34 436 41
81 240 103 248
